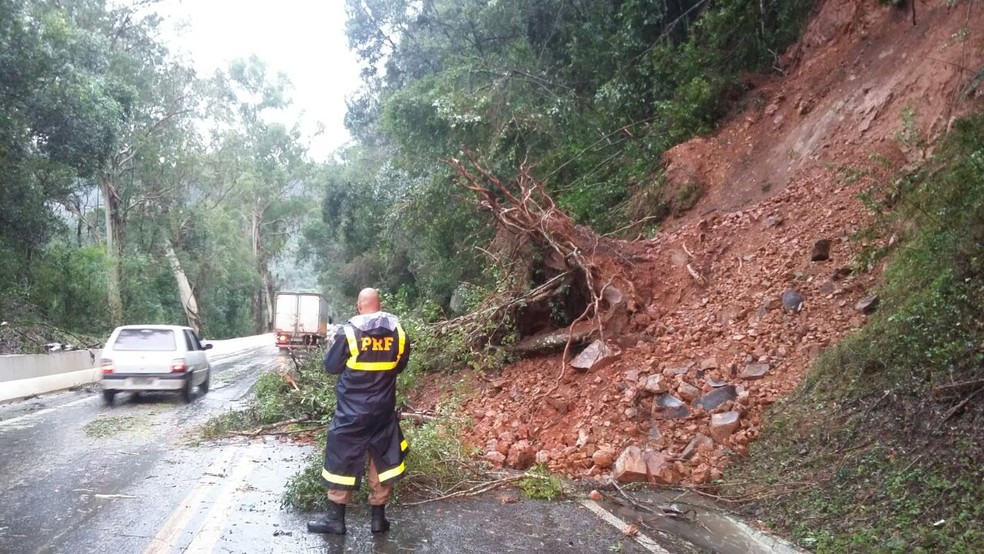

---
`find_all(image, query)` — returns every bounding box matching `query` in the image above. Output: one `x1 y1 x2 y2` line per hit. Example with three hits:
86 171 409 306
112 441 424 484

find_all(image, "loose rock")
571 340 618 372
781 290 804 312
507 440 536 469
643 374 669 394
811 239 832 261
654 394 691 419
709 411 741 442
741 363 770 380
856 294 880 315
592 449 615 469
679 433 714 461
677 382 700 402
693 385 738 411
486 451 506 465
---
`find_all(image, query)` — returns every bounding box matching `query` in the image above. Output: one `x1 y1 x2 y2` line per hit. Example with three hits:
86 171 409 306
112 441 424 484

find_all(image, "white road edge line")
0 395 96 428
579 498 671 554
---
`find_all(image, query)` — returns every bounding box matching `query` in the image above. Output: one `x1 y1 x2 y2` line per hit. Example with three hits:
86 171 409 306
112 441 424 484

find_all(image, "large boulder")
612 446 679 485
709 411 741 442
693 385 737 411
571 340 618 372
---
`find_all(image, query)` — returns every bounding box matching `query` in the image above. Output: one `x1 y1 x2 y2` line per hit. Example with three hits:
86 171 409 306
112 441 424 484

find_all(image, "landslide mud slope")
443 0 984 485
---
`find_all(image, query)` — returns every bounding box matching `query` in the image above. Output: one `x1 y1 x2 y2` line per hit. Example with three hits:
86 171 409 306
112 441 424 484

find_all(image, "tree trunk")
164 239 202 333
261 269 274 333
102 177 124 325
250 211 272 333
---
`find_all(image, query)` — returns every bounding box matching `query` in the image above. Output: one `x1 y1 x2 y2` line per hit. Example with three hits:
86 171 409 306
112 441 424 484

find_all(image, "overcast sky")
155 0 363 161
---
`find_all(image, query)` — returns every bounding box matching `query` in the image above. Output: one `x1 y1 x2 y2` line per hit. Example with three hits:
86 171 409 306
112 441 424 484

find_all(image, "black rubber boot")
370 504 390 533
307 501 346 534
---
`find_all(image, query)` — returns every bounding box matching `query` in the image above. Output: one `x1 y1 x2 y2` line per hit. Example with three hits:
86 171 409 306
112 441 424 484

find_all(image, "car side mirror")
203 343 214 350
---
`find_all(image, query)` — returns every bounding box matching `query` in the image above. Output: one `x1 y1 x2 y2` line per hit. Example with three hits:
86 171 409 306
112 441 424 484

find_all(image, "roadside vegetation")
200 347 563 511
723 112 984 553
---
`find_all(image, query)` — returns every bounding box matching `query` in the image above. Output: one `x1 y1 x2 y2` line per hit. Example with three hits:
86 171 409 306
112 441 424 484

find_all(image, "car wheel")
102 389 116 406
180 377 193 403
200 367 210 394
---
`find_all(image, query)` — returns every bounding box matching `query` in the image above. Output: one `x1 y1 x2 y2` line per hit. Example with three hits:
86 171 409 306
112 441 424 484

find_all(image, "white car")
99 325 212 405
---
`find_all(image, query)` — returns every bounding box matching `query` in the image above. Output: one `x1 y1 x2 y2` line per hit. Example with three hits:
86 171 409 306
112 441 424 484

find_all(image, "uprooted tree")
433 152 657 368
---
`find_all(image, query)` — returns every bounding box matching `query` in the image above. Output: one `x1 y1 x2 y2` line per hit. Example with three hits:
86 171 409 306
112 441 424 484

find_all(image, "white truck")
273 292 331 349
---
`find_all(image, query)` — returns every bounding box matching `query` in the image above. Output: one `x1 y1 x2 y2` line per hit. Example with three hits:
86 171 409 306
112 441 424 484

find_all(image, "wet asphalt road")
0 340 739 554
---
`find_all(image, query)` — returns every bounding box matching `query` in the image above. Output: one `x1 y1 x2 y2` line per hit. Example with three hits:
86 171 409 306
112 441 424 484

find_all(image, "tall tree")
94 5 202 324
214 58 316 332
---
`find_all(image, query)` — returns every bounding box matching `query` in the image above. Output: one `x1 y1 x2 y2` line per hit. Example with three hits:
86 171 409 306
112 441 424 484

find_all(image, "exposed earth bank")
411 0 984 489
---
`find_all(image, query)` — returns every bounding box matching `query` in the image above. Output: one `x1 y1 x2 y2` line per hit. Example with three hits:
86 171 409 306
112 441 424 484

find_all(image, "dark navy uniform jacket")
321 311 409 490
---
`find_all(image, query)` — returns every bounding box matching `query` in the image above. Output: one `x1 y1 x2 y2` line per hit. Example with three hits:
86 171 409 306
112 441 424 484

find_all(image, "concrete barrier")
0 334 273 404
0 350 102 383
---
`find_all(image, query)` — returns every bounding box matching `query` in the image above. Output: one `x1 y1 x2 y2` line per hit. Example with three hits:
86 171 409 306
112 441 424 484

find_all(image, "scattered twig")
400 474 531 507
864 390 893 414
940 387 984 424
686 264 706 285
279 370 300 392
609 480 661 516
933 378 984 394
230 416 311 437
399 410 439 423
603 215 663 238
257 425 323 436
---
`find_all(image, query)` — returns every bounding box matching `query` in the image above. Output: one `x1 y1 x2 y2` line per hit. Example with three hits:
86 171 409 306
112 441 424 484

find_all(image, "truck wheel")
102 389 116 406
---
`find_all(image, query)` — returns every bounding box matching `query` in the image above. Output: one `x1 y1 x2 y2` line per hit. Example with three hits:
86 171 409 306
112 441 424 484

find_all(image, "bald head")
356 288 382 315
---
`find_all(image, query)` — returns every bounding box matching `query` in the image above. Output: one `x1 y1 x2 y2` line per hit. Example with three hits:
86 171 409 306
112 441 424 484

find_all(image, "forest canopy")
303 0 815 315
0 0 815 351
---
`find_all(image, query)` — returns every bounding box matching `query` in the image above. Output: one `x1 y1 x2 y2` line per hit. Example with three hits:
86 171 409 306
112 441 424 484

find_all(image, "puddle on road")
604 489 803 554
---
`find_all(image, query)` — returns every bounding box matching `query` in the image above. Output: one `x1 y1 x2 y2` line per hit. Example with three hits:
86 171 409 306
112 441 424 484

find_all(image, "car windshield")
112 329 177 351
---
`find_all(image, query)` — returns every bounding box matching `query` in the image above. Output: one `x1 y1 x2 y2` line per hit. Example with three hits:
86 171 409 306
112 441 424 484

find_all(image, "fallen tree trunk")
443 153 644 360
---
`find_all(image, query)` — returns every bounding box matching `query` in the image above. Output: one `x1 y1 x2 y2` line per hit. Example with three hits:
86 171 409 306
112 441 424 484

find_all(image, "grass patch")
518 464 566 501
723 112 984 552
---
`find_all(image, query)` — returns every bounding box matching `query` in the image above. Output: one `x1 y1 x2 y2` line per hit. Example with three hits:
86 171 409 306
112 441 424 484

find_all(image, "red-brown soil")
410 0 984 486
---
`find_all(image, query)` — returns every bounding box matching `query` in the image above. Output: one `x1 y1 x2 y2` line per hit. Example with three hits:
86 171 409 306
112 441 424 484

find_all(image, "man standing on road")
307 287 410 535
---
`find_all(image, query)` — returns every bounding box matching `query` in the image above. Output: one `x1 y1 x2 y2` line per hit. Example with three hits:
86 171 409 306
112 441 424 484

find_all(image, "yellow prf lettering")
361 337 372 351
371 337 384 351
383 337 394 350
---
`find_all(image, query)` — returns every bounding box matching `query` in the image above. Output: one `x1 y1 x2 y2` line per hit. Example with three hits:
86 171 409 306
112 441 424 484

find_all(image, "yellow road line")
183 443 261 553
143 446 238 554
